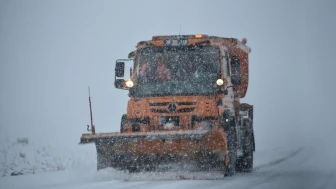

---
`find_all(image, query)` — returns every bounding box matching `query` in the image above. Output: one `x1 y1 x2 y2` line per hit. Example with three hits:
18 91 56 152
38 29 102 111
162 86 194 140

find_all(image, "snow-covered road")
2 143 335 189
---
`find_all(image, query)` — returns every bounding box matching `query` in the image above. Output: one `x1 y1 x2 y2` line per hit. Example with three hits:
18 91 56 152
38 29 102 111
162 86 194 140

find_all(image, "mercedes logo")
167 103 176 112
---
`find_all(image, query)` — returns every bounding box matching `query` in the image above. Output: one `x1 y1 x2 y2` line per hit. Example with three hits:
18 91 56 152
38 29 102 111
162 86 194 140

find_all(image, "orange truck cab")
80 34 255 177
115 34 252 134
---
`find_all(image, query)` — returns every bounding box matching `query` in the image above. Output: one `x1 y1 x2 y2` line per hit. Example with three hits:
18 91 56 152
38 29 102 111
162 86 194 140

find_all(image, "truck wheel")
224 116 237 177
236 118 254 172
236 148 253 172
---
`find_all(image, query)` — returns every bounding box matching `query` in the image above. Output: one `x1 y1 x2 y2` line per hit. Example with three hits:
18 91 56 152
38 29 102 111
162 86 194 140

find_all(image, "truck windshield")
131 46 220 97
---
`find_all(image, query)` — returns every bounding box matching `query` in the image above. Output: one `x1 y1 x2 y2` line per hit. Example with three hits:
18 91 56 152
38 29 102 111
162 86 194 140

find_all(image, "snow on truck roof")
136 34 251 53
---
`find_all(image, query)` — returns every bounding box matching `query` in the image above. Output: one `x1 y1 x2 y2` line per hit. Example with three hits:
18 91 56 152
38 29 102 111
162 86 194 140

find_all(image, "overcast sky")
0 0 335 151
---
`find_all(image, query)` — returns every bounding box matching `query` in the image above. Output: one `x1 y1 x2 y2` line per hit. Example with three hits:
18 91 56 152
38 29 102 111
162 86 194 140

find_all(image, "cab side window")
222 49 229 77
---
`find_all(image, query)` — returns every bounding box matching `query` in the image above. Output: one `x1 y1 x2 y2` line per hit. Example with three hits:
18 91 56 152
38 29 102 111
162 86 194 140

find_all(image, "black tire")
236 149 253 172
236 118 254 172
224 116 237 177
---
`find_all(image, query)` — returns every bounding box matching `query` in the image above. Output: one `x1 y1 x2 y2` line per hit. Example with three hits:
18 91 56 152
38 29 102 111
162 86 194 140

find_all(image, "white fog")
1 0 335 188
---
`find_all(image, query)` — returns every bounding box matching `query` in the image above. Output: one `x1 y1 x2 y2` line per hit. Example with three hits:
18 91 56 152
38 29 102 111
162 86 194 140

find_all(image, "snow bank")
0 138 96 177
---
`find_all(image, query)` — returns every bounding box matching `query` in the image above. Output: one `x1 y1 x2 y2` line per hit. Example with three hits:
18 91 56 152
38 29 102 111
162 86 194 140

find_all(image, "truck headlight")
125 80 134 88
216 79 224 86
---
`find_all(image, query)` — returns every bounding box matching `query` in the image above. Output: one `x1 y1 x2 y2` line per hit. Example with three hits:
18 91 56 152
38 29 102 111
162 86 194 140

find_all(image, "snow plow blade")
79 129 229 172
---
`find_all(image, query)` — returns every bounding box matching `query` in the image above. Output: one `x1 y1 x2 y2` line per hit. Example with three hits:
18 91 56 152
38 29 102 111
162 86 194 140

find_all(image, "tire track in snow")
197 147 306 189
319 172 335 189
253 147 304 171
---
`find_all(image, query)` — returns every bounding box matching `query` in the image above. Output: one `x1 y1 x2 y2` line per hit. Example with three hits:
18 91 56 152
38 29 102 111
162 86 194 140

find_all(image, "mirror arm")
226 85 234 90
223 85 234 95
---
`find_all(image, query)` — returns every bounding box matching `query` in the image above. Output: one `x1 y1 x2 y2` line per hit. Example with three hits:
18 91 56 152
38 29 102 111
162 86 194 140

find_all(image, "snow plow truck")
79 34 255 177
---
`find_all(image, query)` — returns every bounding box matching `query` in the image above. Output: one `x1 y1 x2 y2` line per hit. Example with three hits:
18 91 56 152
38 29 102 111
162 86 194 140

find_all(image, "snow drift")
0 138 96 177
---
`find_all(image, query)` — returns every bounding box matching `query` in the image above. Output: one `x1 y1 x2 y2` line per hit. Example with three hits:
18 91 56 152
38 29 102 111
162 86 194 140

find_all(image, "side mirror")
115 62 125 77
231 75 241 85
128 51 135 59
114 79 125 89
231 57 241 85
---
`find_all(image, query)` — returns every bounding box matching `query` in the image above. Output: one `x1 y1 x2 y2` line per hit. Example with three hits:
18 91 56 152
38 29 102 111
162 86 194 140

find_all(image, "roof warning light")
195 34 203 38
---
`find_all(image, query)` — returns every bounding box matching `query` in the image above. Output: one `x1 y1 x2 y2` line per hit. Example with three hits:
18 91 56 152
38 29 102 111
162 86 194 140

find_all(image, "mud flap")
235 118 254 172
223 116 237 177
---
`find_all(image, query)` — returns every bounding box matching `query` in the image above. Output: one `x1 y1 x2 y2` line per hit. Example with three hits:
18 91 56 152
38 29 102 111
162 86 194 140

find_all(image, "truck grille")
149 102 170 106
150 109 169 113
177 108 195 113
150 107 195 113
149 102 197 106
177 102 197 106
149 101 196 114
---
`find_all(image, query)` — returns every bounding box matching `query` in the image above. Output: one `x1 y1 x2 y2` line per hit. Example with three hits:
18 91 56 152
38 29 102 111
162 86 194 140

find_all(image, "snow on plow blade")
80 129 228 172
80 130 208 143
